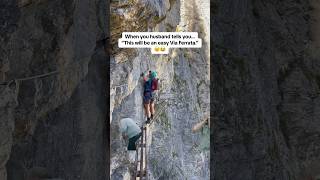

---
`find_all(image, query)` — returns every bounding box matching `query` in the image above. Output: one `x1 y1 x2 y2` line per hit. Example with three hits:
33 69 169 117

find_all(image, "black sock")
151 114 154 119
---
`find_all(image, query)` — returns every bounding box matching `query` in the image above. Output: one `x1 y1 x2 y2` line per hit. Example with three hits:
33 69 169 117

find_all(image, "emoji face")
160 47 166 51
155 47 160 52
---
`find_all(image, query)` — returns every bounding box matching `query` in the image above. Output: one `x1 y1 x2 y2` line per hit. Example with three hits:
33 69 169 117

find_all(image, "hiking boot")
146 118 151 124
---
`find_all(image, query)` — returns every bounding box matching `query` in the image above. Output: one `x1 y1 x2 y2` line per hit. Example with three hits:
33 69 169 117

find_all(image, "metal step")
136 170 146 177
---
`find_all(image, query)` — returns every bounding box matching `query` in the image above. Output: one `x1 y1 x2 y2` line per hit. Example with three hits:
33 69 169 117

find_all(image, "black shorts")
143 91 155 104
128 132 142 150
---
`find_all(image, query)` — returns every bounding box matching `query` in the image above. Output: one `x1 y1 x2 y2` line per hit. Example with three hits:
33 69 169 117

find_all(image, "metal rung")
136 170 146 177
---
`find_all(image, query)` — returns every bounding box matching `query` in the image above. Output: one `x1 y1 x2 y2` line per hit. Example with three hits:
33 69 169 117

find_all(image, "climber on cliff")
141 70 159 124
192 113 210 151
120 118 142 151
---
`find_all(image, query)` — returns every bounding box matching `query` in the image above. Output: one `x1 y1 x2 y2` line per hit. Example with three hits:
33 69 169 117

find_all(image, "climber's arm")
140 72 148 82
120 121 128 140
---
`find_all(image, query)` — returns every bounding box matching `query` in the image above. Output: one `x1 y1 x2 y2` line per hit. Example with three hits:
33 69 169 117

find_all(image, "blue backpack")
144 79 153 92
144 71 158 93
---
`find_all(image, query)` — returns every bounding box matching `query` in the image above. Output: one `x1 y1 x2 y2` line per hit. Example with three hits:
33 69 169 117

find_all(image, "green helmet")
150 71 157 79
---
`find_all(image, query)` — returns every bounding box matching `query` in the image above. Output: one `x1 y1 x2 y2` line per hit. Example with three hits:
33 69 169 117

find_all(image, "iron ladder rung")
136 170 147 177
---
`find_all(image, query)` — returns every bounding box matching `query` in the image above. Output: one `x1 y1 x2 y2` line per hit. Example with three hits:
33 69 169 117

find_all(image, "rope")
0 54 93 86
0 70 59 86
16 71 59 81
149 101 168 125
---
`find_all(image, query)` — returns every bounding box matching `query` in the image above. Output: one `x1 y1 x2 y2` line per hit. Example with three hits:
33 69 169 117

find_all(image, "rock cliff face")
212 0 320 179
0 0 107 179
110 0 210 179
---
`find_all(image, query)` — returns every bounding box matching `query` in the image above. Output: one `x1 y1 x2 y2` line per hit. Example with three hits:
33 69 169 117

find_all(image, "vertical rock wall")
212 0 320 179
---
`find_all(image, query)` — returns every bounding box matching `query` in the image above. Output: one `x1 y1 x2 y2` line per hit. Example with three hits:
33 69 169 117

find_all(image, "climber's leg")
145 103 151 124
128 132 142 150
150 101 155 119
143 92 152 124
144 103 151 118
150 92 155 119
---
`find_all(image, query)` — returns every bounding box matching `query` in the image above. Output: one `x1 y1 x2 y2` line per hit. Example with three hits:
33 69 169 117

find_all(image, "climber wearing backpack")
141 70 159 124
120 118 142 151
